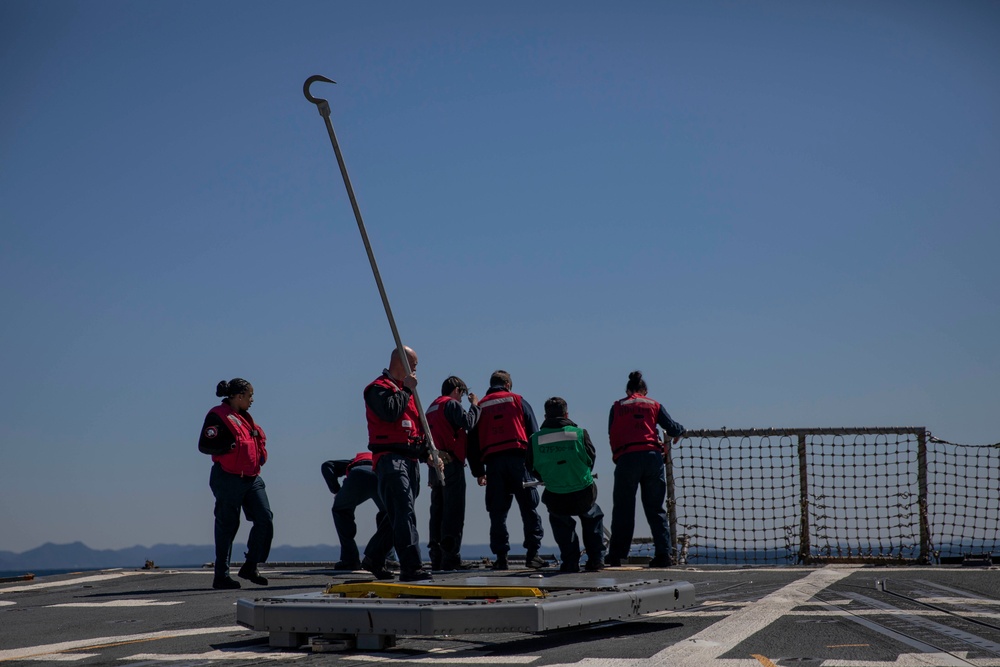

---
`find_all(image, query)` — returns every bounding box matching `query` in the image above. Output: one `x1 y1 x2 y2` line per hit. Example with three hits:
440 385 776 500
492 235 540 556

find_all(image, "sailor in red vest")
467 370 546 570
198 378 273 590
363 346 434 582
320 451 393 571
606 370 685 568
425 376 480 570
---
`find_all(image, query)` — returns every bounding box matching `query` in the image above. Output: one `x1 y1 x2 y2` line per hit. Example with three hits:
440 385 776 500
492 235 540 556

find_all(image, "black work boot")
333 560 361 571
237 562 268 586
647 555 672 568
524 551 546 569
212 576 241 590
491 554 509 571
362 555 394 580
399 568 433 582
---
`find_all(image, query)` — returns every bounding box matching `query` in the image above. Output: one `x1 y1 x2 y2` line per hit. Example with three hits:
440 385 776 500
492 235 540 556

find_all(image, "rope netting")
927 434 1000 560
669 432 799 564
659 428 1000 565
805 432 921 563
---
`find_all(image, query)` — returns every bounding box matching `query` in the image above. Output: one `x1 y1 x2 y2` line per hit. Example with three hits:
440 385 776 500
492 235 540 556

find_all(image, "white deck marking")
811 606 972 666
842 591 1000 655
915 597 1000 606
0 626 244 662
652 566 858 664
349 657 538 664
0 572 148 594
22 655 98 662
47 600 183 608
120 650 303 661
821 652 1000 666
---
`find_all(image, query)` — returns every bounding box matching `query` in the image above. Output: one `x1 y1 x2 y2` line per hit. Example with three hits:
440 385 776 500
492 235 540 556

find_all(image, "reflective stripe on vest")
530 426 592 494
608 394 661 462
478 391 528 458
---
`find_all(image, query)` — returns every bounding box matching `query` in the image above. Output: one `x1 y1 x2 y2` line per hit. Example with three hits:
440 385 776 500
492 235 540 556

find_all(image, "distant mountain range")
0 542 503 573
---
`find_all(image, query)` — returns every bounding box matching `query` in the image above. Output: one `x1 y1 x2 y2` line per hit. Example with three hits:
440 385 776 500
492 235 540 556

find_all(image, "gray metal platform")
236 574 696 649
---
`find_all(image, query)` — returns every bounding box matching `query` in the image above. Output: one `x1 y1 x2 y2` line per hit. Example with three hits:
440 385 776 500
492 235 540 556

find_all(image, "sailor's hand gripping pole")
304 75 445 483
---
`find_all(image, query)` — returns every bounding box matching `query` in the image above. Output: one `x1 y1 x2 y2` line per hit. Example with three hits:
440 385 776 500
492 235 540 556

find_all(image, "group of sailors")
197 347 684 589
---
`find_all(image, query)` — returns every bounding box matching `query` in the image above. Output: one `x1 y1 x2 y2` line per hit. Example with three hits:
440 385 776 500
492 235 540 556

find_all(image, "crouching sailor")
528 397 605 573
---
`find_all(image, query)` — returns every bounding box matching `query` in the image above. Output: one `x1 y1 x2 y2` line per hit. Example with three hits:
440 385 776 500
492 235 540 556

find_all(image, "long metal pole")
303 75 443 482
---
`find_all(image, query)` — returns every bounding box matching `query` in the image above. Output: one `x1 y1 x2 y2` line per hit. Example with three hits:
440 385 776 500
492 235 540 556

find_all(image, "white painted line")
913 579 997 601
21 655 98 662
0 626 245 662
844 592 1000 654
652 566 858 664
651 608 1000 620
47 600 183 608
0 601 15 607
821 651 1000 666
120 650 303 661
0 572 148 594
349 657 538 664
915 597 1000 606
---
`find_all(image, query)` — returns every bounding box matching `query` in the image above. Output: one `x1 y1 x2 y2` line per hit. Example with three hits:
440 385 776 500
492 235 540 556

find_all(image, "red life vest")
608 394 662 462
477 390 529 459
347 451 373 473
365 375 424 464
426 395 467 462
210 403 267 476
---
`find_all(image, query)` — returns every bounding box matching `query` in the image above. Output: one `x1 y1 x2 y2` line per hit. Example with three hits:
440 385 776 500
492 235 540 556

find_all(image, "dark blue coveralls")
607 403 684 565
427 397 480 570
321 458 391 568
364 372 428 579
468 389 543 559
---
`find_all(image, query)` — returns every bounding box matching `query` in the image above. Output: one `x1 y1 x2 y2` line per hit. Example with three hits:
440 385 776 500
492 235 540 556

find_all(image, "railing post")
666 438 678 563
917 429 931 563
797 434 811 564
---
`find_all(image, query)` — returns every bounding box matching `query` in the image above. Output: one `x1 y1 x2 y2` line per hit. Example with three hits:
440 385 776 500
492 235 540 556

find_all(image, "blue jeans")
484 453 544 556
428 459 466 568
373 454 423 574
549 502 605 567
609 450 670 561
209 462 273 579
328 464 389 565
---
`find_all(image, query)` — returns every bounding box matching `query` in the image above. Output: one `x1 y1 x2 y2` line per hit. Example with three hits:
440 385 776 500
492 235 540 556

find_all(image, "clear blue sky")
2 1 997 554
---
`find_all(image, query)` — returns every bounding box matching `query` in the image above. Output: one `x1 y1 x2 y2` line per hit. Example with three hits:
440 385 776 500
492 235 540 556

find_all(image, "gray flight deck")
6 562 1000 665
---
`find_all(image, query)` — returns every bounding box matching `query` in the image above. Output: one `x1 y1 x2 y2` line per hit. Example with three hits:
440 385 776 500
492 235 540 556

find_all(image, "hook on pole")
304 75 336 115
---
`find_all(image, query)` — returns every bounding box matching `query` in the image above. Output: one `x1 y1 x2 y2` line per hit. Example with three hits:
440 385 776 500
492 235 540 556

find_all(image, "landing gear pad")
236 575 696 649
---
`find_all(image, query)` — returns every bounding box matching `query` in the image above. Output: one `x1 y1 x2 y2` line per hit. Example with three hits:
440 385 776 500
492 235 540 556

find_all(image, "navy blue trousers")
549 502 605 567
608 450 670 561
372 454 423 574
484 453 544 556
327 464 390 566
209 462 273 579
428 459 466 569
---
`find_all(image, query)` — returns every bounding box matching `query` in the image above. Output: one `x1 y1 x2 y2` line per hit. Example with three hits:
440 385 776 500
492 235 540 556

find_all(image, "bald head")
388 346 418 382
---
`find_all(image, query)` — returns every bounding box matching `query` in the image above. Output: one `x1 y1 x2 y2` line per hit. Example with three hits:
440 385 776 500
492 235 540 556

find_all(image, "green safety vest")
530 426 593 495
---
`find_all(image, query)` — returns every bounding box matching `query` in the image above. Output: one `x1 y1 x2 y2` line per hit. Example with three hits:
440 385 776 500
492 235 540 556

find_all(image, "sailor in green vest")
527 397 606 572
